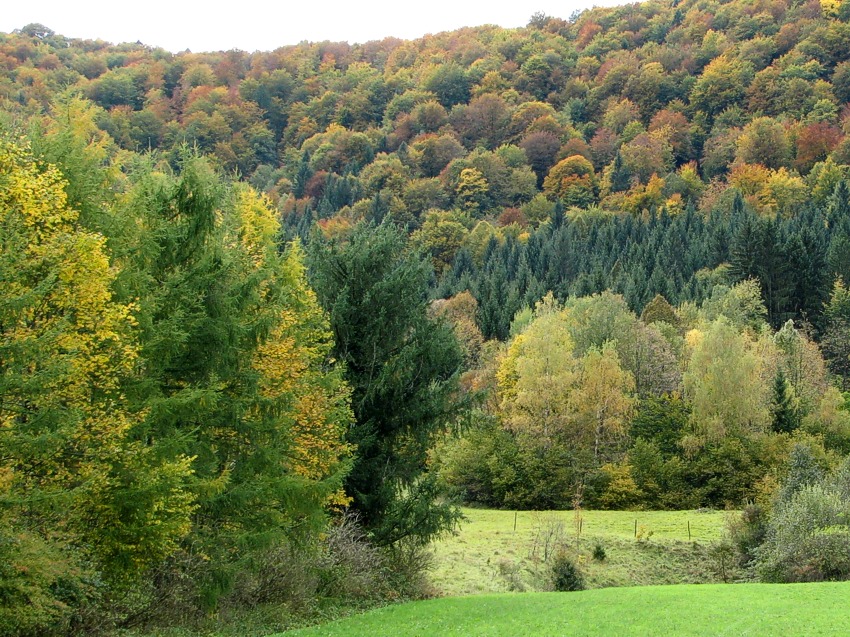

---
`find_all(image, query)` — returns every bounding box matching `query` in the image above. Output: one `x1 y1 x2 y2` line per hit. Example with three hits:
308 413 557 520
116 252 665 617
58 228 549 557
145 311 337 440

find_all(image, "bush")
318 513 388 601
0 524 96 637
727 503 768 569
382 539 435 600
551 552 585 592
756 484 850 582
592 544 607 562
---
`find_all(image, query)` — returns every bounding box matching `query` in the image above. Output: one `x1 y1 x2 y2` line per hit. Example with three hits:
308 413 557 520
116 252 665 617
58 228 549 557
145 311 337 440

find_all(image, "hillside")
4 2 850 635
3 0 850 324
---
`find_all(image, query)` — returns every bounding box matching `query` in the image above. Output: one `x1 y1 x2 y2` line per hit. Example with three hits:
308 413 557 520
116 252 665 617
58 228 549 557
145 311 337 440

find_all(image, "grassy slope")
278 582 850 636
429 508 730 595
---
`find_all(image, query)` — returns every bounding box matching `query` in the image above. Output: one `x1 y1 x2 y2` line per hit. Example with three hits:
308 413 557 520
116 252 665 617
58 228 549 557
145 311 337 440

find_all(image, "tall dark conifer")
307 223 465 546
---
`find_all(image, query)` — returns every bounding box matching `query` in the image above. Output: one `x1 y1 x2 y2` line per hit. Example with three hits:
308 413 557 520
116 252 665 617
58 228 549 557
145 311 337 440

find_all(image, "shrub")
551 552 585 592
592 544 607 562
318 513 388 601
496 559 525 592
756 484 850 582
382 539 435 599
727 503 768 568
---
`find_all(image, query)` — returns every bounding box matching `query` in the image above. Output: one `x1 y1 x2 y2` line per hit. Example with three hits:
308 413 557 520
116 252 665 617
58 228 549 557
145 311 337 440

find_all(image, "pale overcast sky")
1 0 626 53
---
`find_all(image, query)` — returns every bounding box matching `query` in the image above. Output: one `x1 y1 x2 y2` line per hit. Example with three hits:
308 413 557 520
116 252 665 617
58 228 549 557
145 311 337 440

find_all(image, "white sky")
0 0 627 53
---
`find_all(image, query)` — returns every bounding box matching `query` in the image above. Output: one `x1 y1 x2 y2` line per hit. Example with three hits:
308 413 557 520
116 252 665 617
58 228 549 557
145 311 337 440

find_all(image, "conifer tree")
117 154 352 606
770 368 800 434
308 223 465 546
0 139 196 623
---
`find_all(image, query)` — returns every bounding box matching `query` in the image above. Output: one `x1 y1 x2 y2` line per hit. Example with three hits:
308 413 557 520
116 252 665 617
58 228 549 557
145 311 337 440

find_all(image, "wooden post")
688 520 691 541
634 519 638 538
514 511 518 532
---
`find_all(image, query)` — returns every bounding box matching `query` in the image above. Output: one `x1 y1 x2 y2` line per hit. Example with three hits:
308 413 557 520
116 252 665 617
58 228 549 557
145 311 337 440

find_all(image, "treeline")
3 1 850 337
433 281 850 511
0 100 465 635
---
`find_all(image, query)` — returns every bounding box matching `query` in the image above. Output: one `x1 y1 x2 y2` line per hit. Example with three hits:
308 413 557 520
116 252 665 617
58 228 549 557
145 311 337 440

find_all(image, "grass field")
429 508 731 595
278 581 850 636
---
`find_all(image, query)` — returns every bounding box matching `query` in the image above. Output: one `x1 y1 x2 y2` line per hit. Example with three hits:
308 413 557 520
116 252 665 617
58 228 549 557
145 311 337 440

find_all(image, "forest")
2 0 850 632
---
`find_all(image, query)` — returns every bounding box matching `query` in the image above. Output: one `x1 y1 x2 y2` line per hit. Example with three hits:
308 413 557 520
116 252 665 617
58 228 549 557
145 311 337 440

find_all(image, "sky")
0 0 627 53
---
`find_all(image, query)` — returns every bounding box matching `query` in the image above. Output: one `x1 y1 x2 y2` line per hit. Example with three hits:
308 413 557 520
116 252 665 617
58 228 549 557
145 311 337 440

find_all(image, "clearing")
428 507 731 595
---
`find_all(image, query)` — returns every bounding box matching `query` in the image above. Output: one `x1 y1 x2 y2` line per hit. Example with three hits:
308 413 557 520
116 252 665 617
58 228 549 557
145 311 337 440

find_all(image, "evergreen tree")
826 179 850 228
118 154 351 607
292 151 312 199
770 368 800 434
827 217 850 286
610 150 631 193
821 280 850 390
308 223 465 546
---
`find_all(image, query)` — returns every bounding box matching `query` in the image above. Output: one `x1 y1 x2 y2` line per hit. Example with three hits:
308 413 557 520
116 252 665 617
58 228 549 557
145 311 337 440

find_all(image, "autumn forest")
3 0 850 632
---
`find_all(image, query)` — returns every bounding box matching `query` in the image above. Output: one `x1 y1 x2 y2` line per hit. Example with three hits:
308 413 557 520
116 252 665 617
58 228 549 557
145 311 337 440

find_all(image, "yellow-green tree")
115 163 353 606
498 297 578 446
683 318 770 445
543 155 598 207
572 344 636 461
0 139 196 630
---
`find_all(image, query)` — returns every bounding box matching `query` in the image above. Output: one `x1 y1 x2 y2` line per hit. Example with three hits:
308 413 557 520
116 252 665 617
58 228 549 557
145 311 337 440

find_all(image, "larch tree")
115 155 352 607
0 139 196 602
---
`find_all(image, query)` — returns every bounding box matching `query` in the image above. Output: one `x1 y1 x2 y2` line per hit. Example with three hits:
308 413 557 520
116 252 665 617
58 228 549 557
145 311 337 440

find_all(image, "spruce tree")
770 368 800 434
308 223 465 546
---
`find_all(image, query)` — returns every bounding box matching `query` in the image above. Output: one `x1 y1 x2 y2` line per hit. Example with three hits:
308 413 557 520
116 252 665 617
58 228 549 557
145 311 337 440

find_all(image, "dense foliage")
4 0 850 626
0 124 357 634
433 282 850 509
308 223 465 546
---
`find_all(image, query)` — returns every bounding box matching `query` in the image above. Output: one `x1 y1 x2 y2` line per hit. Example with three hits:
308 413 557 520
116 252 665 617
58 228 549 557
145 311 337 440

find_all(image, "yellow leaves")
252 242 353 495
45 97 114 166
729 163 810 217
0 137 139 505
685 328 704 351
623 173 666 214
455 167 489 213
497 301 579 442
820 0 841 17
233 185 279 264
0 140 74 239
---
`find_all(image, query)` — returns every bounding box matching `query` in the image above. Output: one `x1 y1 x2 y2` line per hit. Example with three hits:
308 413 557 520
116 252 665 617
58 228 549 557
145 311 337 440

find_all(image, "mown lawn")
277 581 850 636
429 508 731 595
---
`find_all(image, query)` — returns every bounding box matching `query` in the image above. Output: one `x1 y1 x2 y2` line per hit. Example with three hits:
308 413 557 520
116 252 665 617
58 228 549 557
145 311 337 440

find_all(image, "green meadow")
279 582 850 637
429 508 731 595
